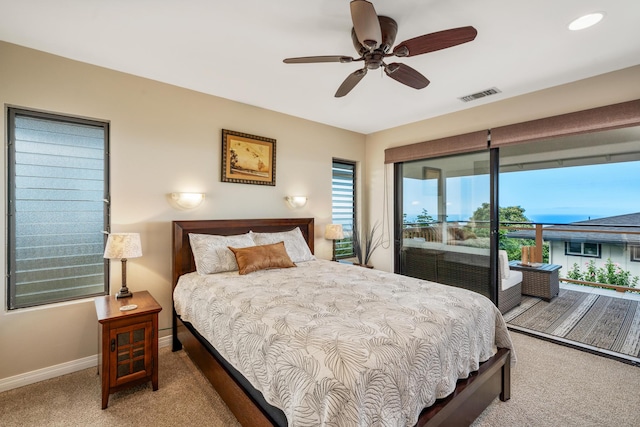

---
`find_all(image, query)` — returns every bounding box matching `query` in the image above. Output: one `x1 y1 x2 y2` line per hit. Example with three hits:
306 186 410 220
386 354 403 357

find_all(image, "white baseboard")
0 335 173 393
158 334 172 348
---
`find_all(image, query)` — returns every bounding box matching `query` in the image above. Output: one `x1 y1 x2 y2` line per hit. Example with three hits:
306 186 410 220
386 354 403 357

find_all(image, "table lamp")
103 233 142 299
324 224 344 262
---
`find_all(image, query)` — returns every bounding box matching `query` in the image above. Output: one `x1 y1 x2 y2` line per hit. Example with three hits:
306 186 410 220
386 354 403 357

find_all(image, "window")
7 108 109 309
631 246 640 262
331 159 356 259
565 242 601 257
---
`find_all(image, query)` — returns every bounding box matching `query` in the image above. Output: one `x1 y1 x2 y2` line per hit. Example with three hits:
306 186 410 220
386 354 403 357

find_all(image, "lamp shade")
350 0 382 48
324 224 344 240
285 196 307 208
103 233 142 259
171 192 205 209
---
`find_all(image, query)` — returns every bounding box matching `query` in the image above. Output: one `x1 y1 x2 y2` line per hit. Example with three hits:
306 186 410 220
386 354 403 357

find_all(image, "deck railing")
403 220 640 293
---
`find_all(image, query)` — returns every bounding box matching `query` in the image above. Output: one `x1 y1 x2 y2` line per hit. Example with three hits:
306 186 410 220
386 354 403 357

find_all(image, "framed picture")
221 129 276 186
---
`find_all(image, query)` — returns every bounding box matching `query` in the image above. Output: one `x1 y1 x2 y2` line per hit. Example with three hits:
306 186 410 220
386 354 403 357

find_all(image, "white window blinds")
332 160 356 258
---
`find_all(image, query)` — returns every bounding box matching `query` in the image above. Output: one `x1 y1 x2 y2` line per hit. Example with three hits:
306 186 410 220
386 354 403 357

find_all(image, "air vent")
459 87 502 103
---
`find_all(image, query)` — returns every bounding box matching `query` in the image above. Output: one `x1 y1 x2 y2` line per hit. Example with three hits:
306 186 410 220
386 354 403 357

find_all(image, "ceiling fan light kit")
283 0 477 97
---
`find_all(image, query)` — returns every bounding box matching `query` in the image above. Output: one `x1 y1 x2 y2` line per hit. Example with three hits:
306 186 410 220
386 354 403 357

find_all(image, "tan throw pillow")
228 242 296 275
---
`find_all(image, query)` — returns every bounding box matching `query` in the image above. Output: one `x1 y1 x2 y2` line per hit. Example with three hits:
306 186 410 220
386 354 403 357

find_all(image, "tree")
469 204 546 261
415 209 435 225
470 204 529 233
403 209 435 227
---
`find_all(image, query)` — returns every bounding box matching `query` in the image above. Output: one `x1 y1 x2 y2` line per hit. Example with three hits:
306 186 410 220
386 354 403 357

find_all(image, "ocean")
404 213 608 225
527 214 595 225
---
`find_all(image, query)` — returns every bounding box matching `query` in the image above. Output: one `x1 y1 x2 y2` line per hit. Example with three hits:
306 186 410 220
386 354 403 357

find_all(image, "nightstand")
94 290 162 409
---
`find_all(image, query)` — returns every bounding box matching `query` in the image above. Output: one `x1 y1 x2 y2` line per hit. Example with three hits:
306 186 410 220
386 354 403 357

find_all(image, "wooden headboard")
172 218 315 290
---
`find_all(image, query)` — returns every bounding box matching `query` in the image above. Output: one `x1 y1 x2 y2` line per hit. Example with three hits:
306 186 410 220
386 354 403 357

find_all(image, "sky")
500 161 640 223
404 160 640 224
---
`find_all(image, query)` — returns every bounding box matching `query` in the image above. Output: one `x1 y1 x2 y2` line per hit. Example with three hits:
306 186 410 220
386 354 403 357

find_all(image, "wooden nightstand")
94 290 162 409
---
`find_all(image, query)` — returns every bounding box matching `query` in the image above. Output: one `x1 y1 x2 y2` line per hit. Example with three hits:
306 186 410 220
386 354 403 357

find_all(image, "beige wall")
0 41 366 381
2 39 639 385
365 65 640 272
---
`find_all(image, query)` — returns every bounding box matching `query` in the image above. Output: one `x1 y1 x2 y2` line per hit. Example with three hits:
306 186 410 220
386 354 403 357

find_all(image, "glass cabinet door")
109 321 152 386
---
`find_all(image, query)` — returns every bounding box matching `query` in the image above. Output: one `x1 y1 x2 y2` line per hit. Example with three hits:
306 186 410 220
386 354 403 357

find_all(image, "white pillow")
189 233 255 274
249 227 315 263
498 250 511 280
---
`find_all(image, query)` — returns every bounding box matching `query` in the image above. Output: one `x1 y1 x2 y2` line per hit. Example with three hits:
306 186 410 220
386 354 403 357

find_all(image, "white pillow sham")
189 233 255 274
249 227 315 263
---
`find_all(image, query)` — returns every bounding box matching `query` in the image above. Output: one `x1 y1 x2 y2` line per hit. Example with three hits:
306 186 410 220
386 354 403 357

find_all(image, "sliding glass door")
396 150 494 300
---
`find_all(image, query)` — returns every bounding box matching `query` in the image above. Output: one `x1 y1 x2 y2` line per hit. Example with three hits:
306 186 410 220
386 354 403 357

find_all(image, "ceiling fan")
283 0 477 97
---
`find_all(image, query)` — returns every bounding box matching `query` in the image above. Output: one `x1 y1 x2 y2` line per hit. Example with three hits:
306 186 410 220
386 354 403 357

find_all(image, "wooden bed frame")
172 218 511 427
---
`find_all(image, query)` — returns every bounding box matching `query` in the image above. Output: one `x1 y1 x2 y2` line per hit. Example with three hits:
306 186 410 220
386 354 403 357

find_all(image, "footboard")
416 348 511 426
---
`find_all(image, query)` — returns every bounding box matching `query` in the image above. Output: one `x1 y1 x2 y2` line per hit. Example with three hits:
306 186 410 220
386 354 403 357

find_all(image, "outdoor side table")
509 261 561 301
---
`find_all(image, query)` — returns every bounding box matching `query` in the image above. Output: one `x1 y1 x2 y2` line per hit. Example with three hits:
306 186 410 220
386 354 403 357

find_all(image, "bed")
172 218 513 427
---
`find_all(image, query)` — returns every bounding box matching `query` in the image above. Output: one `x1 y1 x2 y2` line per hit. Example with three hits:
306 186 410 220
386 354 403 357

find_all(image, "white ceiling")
1 0 639 134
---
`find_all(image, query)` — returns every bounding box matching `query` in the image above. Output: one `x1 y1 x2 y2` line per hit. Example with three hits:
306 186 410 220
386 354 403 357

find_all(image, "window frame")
6 107 110 310
631 245 640 262
565 241 601 258
331 159 356 260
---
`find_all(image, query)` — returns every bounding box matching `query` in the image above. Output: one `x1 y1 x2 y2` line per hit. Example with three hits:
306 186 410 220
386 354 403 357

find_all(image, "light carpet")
504 289 640 360
1 334 639 426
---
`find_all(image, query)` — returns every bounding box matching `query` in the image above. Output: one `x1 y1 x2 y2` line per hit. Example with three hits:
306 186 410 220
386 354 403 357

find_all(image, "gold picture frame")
221 129 276 186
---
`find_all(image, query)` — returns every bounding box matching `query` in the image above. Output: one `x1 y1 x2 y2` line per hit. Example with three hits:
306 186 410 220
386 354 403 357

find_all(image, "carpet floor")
0 347 241 427
504 289 640 360
1 334 639 426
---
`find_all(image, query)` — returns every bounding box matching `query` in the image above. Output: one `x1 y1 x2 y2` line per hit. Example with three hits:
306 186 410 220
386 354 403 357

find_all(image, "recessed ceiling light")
568 12 604 31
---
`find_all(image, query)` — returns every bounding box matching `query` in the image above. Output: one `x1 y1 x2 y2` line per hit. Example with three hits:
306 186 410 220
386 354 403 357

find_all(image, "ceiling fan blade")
393 26 478 57
350 0 381 50
335 68 368 97
283 56 354 64
384 63 430 89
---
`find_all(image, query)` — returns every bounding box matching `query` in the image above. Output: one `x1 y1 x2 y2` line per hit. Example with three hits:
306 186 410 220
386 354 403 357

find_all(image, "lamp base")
115 287 133 299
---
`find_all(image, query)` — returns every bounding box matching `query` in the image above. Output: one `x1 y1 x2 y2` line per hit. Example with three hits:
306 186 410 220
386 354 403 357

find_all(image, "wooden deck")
503 284 640 364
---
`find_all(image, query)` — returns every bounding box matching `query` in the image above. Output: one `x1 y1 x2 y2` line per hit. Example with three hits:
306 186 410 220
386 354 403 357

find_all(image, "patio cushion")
498 250 511 279
502 270 522 291
499 250 522 290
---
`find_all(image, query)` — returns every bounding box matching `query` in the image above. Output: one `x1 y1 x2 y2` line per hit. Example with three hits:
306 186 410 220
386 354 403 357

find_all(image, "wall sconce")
285 196 308 209
171 192 205 209
103 233 142 299
324 224 344 262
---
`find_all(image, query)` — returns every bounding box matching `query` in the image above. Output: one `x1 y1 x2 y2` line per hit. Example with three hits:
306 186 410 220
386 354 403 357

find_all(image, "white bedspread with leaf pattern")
174 259 514 427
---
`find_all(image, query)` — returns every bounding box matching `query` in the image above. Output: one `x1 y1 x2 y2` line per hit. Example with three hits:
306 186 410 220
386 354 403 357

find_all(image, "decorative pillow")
228 242 296 275
189 233 255 274
249 227 315 263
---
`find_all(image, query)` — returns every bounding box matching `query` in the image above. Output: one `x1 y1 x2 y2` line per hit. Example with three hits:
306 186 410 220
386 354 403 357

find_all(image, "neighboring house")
507 212 640 281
